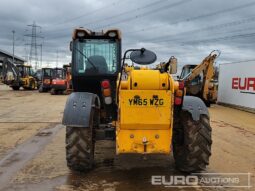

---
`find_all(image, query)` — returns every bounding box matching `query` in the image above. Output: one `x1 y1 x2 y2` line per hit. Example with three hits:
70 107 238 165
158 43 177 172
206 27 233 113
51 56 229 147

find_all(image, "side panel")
218 61 255 110
182 96 209 121
62 92 96 127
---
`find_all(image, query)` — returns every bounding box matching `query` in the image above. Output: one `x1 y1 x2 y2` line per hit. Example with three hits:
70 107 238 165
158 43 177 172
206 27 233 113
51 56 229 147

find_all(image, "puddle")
0 124 63 190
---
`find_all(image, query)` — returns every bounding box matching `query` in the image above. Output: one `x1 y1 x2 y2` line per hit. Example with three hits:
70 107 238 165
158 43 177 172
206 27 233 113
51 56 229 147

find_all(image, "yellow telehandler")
62 28 212 173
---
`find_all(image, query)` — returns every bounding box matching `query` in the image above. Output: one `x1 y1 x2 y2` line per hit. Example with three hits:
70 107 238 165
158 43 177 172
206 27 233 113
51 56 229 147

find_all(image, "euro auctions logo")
232 77 255 94
151 173 252 188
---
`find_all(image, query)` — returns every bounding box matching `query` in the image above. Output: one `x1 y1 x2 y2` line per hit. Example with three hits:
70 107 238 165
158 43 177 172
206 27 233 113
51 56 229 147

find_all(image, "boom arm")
182 51 219 101
2 58 20 84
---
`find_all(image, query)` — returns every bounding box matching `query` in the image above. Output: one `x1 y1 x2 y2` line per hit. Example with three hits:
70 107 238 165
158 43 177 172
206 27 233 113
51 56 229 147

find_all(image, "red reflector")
175 97 182 105
101 80 110 89
179 81 185 90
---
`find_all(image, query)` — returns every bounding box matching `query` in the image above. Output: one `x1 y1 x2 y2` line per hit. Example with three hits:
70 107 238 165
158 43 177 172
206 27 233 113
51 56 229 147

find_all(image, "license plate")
127 97 165 106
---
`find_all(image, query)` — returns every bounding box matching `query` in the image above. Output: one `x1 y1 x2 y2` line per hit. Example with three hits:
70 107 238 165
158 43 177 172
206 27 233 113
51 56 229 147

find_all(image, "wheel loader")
62 28 212 173
2 58 37 90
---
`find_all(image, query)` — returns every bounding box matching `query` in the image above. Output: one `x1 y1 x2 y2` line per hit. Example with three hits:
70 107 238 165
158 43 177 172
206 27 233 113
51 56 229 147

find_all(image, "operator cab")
70 28 121 121
17 64 33 78
52 67 66 79
71 29 121 91
180 64 202 95
42 68 52 78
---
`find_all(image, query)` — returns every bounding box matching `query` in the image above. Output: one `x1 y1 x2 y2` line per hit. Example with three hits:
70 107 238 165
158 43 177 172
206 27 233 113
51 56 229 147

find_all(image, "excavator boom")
180 51 220 106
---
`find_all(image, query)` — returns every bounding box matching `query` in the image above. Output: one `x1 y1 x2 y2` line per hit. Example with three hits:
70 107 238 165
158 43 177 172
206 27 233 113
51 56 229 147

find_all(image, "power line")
125 1 255 35
220 59 255 65
183 32 255 45
53 0 123 25
24 22 44 70
139 15 255 43
94 0 192 29
45 0 184 36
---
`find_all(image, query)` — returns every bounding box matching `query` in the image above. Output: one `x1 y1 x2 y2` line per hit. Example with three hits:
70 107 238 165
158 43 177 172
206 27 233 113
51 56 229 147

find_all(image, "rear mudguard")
62 92 99 127
182 96 209 121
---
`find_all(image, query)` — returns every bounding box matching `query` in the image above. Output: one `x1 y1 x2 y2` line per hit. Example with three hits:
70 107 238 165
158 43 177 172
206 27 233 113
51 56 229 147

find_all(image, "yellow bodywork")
117 68 176 154
21 76 37 89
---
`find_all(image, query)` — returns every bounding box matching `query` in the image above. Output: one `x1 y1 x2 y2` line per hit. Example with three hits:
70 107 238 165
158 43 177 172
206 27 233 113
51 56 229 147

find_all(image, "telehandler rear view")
62 28 212 173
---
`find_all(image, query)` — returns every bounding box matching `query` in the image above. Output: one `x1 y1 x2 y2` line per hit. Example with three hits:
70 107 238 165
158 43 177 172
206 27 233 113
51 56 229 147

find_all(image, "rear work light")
104 97 112 105
76 31 86 38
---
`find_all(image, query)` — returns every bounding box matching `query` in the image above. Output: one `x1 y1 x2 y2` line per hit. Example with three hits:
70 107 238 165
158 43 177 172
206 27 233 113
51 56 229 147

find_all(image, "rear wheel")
66 127 94 171
50 88 56 95
31 81 36 90
39 86 44 93
65 108 98 172
173 111 212 172
12 86 20 90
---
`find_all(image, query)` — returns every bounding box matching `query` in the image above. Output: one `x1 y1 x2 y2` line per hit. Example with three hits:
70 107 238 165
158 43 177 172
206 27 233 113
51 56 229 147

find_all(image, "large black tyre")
173 111 212 173
50 88 56 95
39 86 44 93
31 80 36 90
27 79 36 90
66 127 94 171
12 86 20 90
204 100 211 107
65 107 98 172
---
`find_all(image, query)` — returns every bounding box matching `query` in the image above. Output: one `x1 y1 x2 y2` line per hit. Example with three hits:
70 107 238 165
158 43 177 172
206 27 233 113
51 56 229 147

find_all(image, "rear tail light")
101 80 112 105
101 80 110 89
176 90 183 97
179 81 185 90
174 81 185 106
103 89 111 97
174 97 182 105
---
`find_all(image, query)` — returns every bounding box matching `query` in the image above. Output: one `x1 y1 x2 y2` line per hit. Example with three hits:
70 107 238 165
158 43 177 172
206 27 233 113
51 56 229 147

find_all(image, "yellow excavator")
157 51 219 107
2 58 37 90
179 51 220 107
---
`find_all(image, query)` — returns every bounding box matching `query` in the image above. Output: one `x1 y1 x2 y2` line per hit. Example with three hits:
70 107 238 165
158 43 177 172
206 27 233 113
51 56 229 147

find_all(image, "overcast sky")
1 0 255 69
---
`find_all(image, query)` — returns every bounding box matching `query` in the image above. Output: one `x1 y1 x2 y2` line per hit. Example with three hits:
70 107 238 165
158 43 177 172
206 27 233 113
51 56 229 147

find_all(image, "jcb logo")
128 98 164 106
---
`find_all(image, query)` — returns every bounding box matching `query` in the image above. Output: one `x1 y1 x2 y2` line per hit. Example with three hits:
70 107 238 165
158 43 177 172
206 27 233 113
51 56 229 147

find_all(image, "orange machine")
50 67 67 95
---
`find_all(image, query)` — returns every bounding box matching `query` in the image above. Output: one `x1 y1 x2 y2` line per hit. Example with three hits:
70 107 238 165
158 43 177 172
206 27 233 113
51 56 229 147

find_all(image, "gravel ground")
0 84 254 191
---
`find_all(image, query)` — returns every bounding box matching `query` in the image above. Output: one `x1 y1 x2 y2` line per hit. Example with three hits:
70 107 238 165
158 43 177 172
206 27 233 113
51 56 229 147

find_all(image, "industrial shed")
0 49 26 80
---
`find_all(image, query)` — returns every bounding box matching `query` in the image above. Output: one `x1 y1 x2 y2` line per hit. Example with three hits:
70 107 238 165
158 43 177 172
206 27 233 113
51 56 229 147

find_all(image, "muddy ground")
0 84 254 191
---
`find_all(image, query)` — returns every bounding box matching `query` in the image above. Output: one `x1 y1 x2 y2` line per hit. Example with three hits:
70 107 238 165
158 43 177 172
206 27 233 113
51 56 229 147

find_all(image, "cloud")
0 0 255 69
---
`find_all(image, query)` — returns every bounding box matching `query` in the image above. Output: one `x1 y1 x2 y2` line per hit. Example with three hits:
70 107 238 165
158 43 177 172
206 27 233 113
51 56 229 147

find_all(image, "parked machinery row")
37 65 72 95
1 58 72 95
